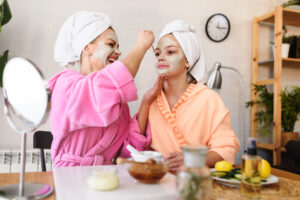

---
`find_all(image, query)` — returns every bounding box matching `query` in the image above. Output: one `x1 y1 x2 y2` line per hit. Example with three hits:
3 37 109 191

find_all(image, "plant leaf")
0 50 9 88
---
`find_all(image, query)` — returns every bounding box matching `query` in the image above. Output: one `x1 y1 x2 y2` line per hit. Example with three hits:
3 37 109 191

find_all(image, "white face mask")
93 31 120 67
155 37 184 75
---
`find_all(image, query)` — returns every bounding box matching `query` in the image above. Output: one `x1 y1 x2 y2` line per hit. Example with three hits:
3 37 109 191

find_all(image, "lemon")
258 159 271 179
215 160 233 172
244 159 254 178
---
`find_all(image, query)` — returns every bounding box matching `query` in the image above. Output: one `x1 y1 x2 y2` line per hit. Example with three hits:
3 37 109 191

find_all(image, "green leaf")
0 0 12 32
0 50 9 88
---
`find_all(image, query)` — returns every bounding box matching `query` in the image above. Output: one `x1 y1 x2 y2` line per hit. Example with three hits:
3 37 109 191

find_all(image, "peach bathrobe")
148 83 240 164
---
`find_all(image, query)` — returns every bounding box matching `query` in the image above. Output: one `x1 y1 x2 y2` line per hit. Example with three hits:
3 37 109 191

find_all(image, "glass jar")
176 146 212 200
87 167 119 191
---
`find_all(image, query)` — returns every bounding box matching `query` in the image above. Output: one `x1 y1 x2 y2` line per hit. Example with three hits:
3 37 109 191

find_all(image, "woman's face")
89 28 121 71
154 34 188 76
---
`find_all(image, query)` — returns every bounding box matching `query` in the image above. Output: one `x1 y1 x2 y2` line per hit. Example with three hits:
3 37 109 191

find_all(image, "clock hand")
216 25 227 30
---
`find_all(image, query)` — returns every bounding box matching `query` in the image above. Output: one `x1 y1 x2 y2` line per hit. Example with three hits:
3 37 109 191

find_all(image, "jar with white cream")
87 167 119 191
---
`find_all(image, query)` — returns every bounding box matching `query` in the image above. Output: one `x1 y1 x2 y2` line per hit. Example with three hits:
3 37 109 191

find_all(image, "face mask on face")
93 31 120 67
155 37 184 75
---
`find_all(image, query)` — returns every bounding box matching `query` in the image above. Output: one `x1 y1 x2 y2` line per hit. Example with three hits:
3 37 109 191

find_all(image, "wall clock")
205 13 230 42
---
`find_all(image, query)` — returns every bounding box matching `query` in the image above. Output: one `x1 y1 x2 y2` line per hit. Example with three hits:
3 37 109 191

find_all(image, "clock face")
205 13 230 42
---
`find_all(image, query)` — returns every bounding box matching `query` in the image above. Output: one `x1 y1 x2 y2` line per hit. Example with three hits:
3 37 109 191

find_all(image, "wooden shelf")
258 7 300 27
254 79 274 85
257 143 287 152
258 58 300 67
251 6 300 166
257 142 274 150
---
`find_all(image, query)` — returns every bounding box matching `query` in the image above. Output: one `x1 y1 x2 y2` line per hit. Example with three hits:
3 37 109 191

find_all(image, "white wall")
0 0 299 163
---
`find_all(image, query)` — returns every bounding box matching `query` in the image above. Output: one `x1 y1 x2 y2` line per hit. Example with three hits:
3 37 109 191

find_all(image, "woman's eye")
107 43 114 47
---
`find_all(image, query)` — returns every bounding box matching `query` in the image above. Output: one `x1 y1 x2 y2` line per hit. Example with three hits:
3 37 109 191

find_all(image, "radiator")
0 149 52 173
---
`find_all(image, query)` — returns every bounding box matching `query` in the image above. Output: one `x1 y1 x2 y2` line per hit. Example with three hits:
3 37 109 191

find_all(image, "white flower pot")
272 43 290 58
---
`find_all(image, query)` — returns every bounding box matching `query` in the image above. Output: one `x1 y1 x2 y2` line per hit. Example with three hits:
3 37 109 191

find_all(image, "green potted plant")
282 0 300 8
271 26 292 58
281 86 300 146
247 85 300 146
0 0 12 88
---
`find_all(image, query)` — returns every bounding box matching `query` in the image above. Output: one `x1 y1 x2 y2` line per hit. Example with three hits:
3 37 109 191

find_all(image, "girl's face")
154 34 188 76
89 28 121 71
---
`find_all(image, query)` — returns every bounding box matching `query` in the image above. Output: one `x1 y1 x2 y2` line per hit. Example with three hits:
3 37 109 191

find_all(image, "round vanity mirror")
3 57 50 133
1 57 52 199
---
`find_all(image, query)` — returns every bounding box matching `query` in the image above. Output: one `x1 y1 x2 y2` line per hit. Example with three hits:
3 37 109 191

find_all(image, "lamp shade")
207 62 222 89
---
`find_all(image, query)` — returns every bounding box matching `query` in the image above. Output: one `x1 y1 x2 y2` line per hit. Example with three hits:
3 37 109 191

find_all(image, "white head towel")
158 20 207 83
54 11 111 66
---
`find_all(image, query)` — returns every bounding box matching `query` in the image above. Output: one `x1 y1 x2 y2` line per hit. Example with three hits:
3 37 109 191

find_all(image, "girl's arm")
137 76 164 135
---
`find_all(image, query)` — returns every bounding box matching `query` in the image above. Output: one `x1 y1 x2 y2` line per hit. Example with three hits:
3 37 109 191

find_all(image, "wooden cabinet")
251 6 300 166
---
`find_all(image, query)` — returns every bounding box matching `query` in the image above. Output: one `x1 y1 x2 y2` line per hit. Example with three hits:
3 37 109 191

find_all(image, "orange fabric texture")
149 83 240 164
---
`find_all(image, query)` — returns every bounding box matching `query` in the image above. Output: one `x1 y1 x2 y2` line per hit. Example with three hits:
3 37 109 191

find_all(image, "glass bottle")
241 138 261 199
176 146 212 200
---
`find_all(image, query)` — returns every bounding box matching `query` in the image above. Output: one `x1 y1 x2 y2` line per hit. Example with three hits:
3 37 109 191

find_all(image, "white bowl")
131 151 162 163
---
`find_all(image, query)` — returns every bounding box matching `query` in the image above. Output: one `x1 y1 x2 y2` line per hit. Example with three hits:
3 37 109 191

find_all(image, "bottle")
176 146 212 200
241 138 261 199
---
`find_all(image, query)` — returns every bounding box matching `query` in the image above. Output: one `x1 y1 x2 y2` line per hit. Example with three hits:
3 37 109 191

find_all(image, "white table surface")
53 165 178 200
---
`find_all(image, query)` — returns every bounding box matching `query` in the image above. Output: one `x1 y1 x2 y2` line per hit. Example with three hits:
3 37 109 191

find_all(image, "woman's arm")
122 30 154 78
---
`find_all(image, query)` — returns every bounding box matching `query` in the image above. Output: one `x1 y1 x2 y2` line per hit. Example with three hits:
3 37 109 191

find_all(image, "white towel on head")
158 20 207 83
54 11 111 66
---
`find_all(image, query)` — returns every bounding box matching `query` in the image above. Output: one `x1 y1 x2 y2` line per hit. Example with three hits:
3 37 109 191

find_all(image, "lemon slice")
258 159 271 179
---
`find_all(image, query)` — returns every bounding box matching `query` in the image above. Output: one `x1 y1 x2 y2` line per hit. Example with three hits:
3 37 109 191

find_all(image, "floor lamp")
207 62 247 161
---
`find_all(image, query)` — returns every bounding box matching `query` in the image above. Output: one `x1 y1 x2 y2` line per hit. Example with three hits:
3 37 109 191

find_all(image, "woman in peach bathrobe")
146 20 240 171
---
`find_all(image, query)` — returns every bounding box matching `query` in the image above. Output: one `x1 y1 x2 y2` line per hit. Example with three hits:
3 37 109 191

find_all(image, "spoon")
126 144 143 156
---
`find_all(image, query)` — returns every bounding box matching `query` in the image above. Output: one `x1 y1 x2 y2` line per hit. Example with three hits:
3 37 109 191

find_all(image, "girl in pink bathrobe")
49 11 156 167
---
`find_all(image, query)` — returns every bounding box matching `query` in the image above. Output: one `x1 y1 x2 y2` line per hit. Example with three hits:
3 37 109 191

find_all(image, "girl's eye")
155 52 160 57
168 51 175 55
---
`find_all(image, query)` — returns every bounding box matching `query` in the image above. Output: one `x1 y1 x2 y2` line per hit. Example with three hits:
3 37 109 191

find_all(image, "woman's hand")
143 75 164 105
163 152 183 172
136 30 154 52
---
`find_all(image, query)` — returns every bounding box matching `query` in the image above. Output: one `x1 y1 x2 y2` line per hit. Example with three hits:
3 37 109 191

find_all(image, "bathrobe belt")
58 153 105 166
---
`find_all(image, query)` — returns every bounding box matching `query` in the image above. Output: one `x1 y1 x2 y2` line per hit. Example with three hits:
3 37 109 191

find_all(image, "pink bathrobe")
49 61 151 167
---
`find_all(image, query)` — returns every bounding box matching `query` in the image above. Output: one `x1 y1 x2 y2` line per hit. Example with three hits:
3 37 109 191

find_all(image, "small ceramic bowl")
131 151 162 163
126 159 169 184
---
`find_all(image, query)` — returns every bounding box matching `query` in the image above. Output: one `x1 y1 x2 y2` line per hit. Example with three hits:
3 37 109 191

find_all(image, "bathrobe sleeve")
64 61 138 131
119 114 152 158
207 92 240 164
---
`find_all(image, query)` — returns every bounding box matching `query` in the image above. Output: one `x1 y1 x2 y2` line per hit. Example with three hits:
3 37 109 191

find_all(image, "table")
0 167 299 200
0 171 55 200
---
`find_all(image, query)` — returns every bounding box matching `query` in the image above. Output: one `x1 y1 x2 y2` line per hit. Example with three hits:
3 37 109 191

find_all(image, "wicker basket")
281 132 299 147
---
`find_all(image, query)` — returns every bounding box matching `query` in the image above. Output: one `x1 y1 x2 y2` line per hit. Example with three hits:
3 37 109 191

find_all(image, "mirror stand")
0 134 53 199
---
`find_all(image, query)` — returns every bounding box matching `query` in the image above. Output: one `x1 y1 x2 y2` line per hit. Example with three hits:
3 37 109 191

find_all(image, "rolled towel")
158 20 207 83
54 11 111 66
285 140 300 166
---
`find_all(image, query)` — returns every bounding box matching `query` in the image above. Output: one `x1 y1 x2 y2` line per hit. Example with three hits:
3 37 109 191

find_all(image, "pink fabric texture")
49 61 151 167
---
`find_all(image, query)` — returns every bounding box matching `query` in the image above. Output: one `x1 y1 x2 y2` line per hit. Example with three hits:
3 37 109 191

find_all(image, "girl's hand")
143 75 164 105
163 152 183 172
136 30 154 51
